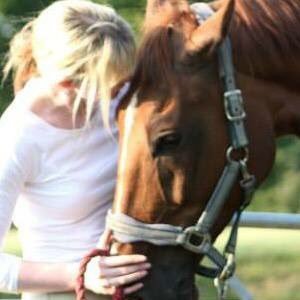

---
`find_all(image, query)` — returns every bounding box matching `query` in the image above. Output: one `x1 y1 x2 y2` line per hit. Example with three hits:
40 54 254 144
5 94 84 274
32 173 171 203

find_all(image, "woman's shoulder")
0 102 39 157
0 78 57 148
13 77 55 117
2 78 66 136
0 97 41 177
1 94 39 139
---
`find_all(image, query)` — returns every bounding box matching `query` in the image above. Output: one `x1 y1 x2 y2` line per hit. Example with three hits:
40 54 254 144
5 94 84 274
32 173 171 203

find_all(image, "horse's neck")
233 45 300 94
231 0 300 91
230 0 300 138
234 43 300 138
237 73 300 138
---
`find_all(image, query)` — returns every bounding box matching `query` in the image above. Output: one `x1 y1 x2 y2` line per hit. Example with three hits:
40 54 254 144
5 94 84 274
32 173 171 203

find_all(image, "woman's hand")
84 229 151 296
84 253 150 295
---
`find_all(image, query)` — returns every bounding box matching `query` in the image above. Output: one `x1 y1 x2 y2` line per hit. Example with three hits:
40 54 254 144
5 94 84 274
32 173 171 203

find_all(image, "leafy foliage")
252 136 300 213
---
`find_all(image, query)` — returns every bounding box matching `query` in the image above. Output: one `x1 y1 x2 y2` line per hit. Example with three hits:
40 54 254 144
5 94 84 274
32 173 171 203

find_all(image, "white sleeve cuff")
0 253 22 294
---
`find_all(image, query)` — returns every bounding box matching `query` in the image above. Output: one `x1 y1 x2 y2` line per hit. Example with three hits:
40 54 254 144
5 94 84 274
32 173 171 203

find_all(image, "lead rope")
75 248 124 300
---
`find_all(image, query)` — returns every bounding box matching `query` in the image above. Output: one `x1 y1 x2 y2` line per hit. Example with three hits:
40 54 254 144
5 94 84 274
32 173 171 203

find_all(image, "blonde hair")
3 20 37 92
4 0 136 127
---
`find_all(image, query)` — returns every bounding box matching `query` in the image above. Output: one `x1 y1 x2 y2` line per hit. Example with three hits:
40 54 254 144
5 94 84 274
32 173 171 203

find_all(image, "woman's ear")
187 0 235 56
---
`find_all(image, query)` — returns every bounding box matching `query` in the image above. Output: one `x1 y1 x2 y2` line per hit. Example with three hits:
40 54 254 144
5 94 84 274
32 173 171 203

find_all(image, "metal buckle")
177 226 211 254
239 167 256 209
213 253 236 300
219 253 236 281
240 174 256 190
224 90 246 121
226 146 249 163
214 277 229 300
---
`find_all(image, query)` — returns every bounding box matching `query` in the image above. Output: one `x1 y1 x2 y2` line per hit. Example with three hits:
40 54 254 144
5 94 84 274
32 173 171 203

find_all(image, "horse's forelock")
131 26 177 91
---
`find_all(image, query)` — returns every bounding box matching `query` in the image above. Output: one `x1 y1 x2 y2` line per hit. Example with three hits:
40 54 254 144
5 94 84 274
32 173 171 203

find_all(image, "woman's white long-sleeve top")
0 80 122 293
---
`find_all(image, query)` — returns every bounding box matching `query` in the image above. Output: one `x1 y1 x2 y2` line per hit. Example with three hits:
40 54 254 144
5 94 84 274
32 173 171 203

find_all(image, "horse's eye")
152 131 182 157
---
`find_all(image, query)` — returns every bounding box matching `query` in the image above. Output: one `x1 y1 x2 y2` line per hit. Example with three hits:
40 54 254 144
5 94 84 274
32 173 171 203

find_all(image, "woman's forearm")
18 260 79 293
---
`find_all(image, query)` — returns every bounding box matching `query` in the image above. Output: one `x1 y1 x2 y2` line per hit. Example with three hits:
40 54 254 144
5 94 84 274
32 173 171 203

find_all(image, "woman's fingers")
101 270 148 288
124 282 144 295
85 253 150 295
99 262 151 278
88 281 115 295
99 254 147 267
91 281 145 296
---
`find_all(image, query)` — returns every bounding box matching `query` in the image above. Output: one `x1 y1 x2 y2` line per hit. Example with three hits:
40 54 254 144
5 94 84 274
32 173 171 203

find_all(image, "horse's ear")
187 0 235 55
145 0 190 30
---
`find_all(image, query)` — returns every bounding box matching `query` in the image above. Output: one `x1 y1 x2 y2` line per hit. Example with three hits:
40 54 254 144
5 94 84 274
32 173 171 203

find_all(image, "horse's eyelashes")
152 131 182 157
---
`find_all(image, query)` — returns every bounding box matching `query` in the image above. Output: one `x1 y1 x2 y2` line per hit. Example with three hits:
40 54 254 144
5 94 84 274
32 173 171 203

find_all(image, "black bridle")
190 35 256 299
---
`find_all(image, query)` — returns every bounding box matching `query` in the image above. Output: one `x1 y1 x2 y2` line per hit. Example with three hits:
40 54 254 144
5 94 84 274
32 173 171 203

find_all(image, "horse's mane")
128 0 300 93
231 0 300 78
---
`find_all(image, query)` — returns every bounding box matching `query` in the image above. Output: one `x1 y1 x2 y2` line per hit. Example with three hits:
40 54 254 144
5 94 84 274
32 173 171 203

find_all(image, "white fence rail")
228 212 300 300
239 212 300 230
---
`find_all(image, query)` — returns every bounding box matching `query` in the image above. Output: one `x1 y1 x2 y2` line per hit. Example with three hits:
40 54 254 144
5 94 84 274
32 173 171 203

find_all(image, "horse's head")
111 0 276 298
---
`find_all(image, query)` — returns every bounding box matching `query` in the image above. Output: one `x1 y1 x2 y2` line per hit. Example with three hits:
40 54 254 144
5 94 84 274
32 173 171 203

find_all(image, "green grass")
1 228 300 300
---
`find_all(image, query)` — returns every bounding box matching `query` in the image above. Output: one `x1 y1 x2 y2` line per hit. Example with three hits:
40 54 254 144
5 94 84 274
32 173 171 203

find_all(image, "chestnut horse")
109 0 300 299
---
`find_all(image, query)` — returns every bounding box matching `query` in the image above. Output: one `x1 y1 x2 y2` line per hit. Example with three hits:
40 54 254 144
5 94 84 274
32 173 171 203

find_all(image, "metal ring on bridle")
226 146 249 164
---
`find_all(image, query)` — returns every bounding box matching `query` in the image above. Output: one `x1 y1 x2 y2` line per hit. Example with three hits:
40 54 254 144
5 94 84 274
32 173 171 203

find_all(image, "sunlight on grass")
3 229 21 256
216 228 300 300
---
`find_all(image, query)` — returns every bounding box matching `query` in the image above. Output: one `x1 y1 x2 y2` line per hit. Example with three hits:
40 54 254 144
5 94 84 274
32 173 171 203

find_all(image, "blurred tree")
252 136 300 213
0 0 56 110
0 0 53 15
0 13 14 112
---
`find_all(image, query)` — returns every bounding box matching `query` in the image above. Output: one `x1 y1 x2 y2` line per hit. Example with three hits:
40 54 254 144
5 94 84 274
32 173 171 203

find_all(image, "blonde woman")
0 1 150 299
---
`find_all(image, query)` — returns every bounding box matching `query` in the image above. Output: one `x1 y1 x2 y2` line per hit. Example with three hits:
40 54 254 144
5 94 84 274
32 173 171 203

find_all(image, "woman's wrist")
65 261 80 291
18 260 81 293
